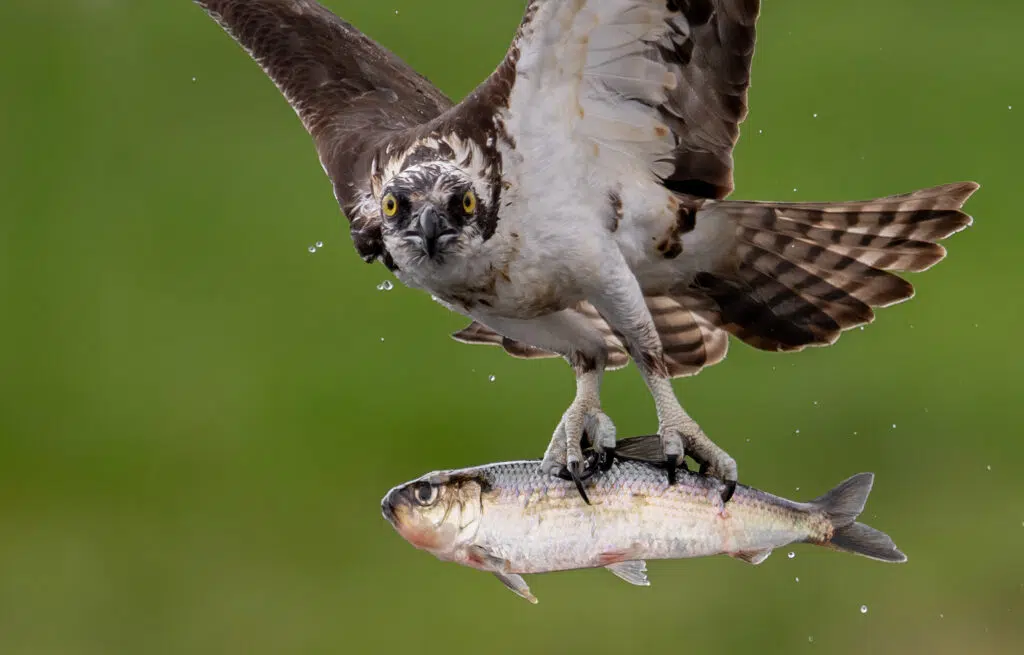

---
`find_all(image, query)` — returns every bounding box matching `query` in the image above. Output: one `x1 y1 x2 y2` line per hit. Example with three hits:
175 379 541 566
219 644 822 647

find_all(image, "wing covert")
463 0 760 200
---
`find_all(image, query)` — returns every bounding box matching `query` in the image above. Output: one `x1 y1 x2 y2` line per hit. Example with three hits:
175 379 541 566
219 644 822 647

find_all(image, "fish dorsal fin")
613 435 668 463
605 560 650 586
492 571 538 604
731 549 772 565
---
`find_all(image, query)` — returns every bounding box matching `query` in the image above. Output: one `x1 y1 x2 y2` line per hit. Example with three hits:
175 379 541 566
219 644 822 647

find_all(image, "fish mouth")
380 490 400 526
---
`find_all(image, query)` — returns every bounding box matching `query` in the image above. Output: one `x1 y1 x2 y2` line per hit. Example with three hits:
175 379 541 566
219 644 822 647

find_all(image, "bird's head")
377 161 493 266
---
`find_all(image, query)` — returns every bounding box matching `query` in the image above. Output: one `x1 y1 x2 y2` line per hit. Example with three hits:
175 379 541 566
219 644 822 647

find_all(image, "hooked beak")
414 205 454 260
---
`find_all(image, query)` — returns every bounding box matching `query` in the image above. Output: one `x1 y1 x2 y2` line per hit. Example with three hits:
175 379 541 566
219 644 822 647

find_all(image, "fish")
381 435 907 603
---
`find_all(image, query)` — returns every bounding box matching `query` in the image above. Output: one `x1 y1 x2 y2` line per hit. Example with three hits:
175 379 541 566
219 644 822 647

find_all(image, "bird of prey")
192 0 977 498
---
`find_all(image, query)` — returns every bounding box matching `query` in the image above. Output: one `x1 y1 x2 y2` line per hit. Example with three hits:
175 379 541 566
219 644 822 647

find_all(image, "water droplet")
939 613 944 619
379 337 385 342
986 464 992 471
788 551 795 559
808 636 814 643
860 605 868 614
891 423 896 429
191 76 197 82
813 113 818 118
315 240 324 248
758 129 763 134
793 187 798 192
488 375 496 382
795 487 801 491
794 429 800 434
795 576 800 582
308 245 317 253
745 438 751 442
813 401 818 406
377 280 394 291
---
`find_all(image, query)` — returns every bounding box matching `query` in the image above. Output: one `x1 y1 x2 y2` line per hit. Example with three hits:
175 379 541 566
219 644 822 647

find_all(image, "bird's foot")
659 418 737 502
540 401 617 503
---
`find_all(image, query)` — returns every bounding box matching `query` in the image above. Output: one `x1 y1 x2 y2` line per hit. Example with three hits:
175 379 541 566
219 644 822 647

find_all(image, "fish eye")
382 193 399 217
462 190 477 214
412 482 438 506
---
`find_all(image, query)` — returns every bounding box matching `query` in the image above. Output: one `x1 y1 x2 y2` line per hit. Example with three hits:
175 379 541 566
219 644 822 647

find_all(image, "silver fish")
381 436 906 603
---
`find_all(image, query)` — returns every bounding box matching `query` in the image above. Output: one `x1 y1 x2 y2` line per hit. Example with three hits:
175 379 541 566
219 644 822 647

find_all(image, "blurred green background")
2 1 1022 653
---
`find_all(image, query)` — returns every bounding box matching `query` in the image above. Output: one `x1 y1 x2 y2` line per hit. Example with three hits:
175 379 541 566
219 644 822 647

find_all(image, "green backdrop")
2 1 1021 653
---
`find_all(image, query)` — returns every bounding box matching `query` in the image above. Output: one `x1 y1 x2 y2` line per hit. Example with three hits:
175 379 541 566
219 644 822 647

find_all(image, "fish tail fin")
809 472 908 563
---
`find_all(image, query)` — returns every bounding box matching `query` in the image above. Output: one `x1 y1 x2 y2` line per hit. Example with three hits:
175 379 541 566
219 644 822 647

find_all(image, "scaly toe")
582 410 617 455
540 422 568 477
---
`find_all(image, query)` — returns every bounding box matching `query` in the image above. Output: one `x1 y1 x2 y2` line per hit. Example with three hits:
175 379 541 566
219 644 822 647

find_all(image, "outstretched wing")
193 1 454 261
480 0 760 200
449 0 759 375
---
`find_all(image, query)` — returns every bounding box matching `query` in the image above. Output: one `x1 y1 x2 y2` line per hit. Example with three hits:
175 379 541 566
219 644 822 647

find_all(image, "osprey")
193 0 977 498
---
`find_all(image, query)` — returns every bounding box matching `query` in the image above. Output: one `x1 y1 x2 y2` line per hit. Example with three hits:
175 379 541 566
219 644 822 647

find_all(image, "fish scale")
382 440 906 603
473 458 825 574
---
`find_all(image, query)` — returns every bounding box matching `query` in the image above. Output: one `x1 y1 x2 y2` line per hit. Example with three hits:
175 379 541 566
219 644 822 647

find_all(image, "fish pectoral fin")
492 571 538 604
467 545 507 570
605 560 650 586
730 549 773 565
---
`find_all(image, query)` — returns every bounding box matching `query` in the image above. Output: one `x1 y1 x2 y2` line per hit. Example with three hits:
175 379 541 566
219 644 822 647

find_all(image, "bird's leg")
587 267 737 496
473 312 616 491
540 354 618 487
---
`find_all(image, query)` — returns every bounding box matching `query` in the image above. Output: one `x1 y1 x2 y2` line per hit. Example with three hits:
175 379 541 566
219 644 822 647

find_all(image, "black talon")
698 460 710 476
599 447 616 471
665 454 680 486
567 460 591 505
721 480 737 504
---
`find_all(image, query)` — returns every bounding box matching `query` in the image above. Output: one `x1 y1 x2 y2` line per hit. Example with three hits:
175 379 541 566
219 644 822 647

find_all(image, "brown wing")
466 0 760 200
193 1 453 261
657 0 760 198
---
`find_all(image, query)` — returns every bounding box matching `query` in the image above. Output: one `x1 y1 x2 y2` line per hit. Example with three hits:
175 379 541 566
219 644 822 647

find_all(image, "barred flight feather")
696 182 978 351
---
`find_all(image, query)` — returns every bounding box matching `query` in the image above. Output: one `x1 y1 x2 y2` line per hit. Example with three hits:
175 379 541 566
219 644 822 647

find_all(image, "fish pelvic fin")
809 472 907 563
605 560 650 586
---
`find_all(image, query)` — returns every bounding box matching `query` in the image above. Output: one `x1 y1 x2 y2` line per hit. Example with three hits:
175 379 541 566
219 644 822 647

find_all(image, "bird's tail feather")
692 182 978 352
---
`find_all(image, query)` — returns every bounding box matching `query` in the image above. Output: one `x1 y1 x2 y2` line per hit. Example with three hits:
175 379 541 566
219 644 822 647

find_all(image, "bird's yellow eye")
382 193 399 217
462 190 477 214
